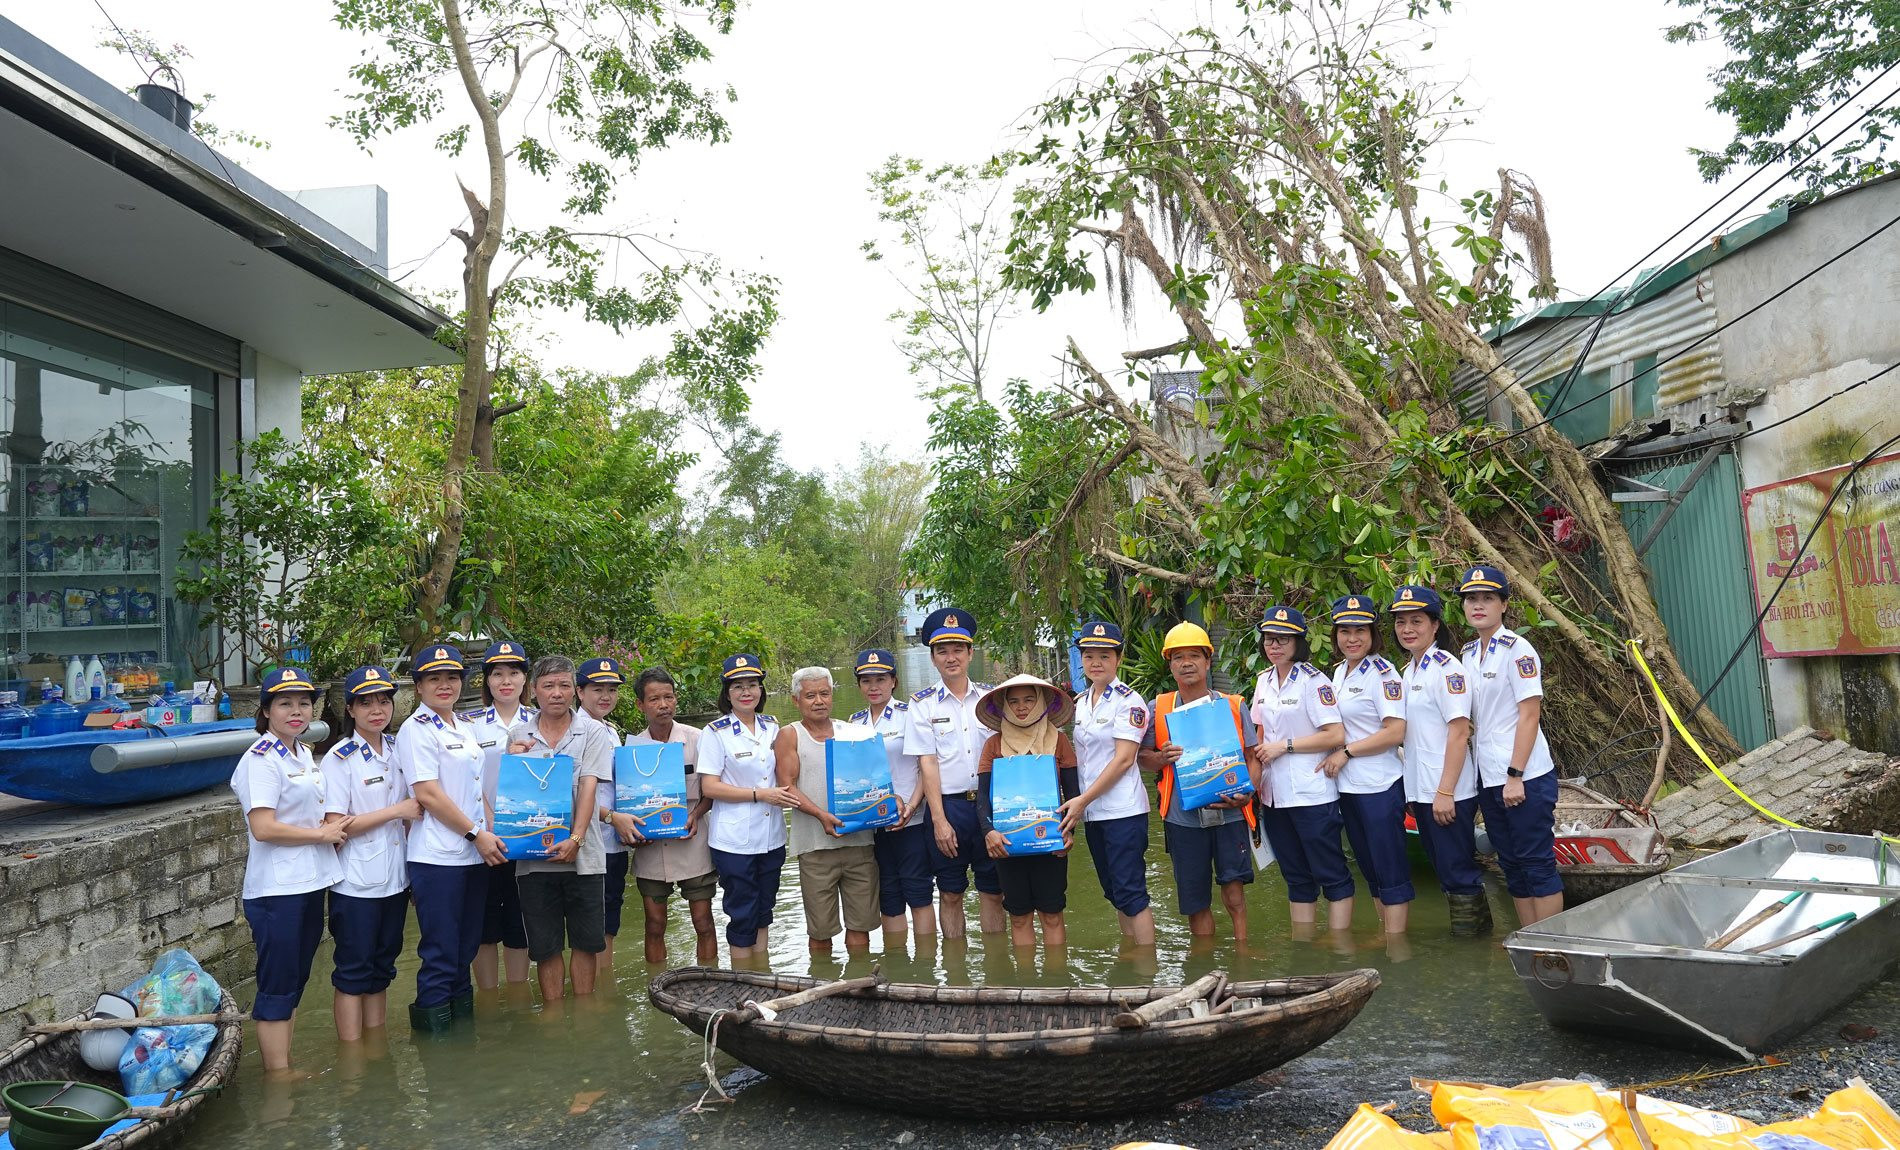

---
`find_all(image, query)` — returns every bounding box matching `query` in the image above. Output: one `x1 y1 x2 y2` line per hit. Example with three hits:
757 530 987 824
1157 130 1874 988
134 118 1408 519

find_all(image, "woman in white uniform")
321 664 418 1042
462 641 535 990
1250 606 1354 931
1061 621 1156 946
695 654 796 963
1319 595 1412 934
1458 565 1565 926
233 666 342 1072
402 645 505 1034
1388 585 1490 936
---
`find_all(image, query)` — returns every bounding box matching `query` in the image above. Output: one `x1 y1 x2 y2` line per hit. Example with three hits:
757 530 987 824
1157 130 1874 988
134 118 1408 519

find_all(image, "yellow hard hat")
1161 621 1214 656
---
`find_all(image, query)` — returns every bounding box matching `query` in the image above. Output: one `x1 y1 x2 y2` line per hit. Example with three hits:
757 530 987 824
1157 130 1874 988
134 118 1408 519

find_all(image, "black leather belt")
944 790 978 802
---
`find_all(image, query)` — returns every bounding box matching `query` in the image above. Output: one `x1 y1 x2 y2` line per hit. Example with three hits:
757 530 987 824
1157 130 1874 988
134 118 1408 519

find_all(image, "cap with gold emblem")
1076 620 1124 649
854 648 897 676
722 653 765 682
1256 605 1308 637
343 665 397 697
413 645 467 675
1456 565 1511 597
261 666 319 695
921 606 976 646
481 640 529 668
1388 585 1444 616
1329 595 1378 627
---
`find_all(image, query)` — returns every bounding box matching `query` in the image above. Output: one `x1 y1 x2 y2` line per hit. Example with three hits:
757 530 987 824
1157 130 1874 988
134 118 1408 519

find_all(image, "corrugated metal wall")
1613 449 1774 748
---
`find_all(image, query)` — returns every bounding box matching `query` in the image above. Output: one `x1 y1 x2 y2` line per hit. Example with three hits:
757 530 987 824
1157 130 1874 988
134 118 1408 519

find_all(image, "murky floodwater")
184 657 1900 1147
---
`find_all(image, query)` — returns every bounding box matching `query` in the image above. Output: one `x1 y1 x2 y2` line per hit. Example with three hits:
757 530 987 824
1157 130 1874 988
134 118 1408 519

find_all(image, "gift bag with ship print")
494 753 574 860
615 742 690 840
825 732 901 834
990 753 1063 856
1166 702 1254 811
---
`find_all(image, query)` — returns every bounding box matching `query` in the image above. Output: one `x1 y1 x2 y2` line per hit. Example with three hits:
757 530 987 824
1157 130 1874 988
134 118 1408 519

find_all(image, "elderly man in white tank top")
771 667 880 954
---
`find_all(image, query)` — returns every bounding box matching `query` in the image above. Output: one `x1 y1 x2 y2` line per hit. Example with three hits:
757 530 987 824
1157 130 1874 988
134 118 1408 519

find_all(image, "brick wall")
0 794 255 1042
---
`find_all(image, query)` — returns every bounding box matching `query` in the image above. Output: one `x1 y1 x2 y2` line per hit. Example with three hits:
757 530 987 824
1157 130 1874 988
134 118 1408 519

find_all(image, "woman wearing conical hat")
974 674 1080 950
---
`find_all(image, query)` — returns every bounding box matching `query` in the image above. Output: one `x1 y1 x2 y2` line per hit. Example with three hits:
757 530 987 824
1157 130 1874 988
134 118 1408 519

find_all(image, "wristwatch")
463 828 479 841
1284 738 1295 755
1506 767 1525 779
1341 745 1354 759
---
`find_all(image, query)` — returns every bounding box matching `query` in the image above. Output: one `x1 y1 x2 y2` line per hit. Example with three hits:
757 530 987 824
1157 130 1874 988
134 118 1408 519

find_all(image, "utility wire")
1480 205 1900 454
1424 57 1900 424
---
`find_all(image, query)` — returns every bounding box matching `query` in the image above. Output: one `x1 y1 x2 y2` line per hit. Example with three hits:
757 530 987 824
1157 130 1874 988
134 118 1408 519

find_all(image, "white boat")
1504 829 1900 1058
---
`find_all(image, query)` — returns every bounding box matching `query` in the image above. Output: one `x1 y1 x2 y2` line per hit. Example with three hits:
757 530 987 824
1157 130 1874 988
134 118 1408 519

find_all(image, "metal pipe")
91 721 331 774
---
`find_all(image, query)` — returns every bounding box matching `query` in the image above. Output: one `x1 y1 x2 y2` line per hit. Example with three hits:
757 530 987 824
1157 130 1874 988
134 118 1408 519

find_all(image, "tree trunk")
413 0 508 652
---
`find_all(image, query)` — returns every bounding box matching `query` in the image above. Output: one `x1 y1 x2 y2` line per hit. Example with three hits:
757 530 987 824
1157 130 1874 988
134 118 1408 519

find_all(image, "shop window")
0 301 216 701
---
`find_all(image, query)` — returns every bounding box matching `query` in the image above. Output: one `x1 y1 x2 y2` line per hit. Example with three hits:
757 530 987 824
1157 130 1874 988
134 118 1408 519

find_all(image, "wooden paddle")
729 973 885 1024
1113 973 1224 1029
1743 911 1858 955
1705 887 1809 950
29 1013 248 1034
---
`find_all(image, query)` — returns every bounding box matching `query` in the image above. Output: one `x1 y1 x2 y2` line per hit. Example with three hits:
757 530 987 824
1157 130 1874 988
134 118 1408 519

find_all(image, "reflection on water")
186 647 1900 1145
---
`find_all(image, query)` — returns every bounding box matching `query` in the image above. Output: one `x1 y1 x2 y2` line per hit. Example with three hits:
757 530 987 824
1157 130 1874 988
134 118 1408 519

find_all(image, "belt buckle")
962 789 976 801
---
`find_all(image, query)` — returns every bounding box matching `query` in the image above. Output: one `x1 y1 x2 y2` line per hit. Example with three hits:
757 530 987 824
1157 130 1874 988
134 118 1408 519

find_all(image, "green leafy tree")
905 0 1734 773
832 446 933 650
331 0 777 649
864 157 1016 401
1667 0 1900 197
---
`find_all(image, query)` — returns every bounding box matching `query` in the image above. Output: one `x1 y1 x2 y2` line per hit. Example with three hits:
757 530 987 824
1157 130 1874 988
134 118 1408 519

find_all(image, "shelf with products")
23 570 164 578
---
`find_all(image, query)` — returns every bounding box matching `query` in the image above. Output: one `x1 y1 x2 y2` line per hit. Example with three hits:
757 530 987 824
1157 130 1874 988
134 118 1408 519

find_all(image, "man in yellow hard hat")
1136 622 1263 941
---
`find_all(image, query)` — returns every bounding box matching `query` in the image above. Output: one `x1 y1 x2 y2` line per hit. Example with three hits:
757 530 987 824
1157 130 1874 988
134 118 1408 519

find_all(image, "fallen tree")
942 0 1739 779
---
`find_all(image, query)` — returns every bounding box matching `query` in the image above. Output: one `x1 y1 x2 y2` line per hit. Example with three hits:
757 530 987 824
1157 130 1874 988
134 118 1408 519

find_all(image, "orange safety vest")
1152 690 1257 830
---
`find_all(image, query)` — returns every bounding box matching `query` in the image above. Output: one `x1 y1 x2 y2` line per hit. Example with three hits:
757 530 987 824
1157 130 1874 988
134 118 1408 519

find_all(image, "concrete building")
1467 174 1900 752
0 15 452 688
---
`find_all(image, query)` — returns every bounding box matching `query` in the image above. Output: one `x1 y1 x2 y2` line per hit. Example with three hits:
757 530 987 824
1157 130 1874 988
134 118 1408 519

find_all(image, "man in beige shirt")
774 667 879 955
612 668 717 965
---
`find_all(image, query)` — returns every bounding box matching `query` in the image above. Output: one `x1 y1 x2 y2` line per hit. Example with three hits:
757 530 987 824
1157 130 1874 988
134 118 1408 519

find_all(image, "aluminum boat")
1504 829 1900 1058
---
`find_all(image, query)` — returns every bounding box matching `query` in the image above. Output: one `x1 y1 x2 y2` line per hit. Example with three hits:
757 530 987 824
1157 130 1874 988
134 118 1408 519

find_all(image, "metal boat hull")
1505 829 1900 1058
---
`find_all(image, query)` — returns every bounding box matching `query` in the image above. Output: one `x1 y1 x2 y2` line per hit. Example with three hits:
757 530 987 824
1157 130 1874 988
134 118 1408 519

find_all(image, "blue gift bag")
616 743 690 840
494 753 574 860
990 753 1063 856
1167 702 1253 810
826 734 901 833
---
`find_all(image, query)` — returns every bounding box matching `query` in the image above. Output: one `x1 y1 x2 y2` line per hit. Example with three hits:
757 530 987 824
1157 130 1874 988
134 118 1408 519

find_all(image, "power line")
1426 56 1900 424
1481 205 1900 454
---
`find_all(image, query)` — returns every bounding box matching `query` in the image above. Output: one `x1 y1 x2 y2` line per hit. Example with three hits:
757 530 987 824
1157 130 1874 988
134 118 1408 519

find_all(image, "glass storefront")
0 300 217 701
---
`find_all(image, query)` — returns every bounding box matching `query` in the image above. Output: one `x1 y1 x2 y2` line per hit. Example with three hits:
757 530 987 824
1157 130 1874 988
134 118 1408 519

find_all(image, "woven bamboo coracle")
649 967 1380 1119
0 990 243 1148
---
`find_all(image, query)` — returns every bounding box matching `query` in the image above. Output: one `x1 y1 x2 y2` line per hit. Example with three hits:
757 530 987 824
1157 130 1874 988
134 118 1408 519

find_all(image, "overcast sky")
14 0 1754 472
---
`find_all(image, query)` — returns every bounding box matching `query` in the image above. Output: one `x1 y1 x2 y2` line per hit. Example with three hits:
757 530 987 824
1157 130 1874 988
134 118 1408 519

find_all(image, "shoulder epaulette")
1298 661 1321 676
971 681 992 692
759 713 779 726
418 711 446 728
456 707 485 722
1495 634 1515 647
249 737 273 756
892 699 908 711
910 686 936 702
1111 682 1134 698
1370 655 1393 673
709 715 733 732
1430 649 1451 666
849 708 870 724
335 739 360 758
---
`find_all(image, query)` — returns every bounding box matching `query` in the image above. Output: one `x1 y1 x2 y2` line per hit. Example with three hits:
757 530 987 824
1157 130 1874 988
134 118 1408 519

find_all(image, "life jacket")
1152 691 1257 830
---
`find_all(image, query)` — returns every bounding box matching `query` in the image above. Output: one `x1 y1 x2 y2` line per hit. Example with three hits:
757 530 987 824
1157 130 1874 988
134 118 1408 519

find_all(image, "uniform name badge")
494 753 575 860
990 753 1064 856
1167 703 1254 810
616 743 690 841
825 733 901 834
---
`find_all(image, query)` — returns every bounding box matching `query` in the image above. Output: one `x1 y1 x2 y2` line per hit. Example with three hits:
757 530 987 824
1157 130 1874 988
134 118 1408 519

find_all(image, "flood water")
184 657 1900 1147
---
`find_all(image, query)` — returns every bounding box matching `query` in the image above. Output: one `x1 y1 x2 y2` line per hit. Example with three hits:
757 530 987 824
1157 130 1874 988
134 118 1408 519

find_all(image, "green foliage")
96 28 270 152
1666 0 1900 197
641 611 768 719
864 156 1016 400
176 429 411 683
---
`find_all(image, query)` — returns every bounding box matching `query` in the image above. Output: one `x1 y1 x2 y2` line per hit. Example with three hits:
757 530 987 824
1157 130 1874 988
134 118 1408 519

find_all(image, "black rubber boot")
1448 893 1494 937
449 991 475 1021
409 1002 455 1036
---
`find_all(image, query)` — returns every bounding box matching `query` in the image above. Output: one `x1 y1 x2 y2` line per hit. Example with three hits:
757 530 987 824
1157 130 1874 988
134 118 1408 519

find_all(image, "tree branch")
1093 545 1216 588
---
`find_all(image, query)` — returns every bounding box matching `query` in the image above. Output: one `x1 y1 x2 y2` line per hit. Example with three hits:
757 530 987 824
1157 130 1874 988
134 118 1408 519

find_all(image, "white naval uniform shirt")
233 736 343 900
702 712 787 854
901 679 992 796
458 702 537 829
1329 656 1406 794
400 708 488 867
1463 627 1555 787
1401 649 1478 804
1250 663 1345 809
321 731 409 899
1070 680 1151 821
850 702 926 829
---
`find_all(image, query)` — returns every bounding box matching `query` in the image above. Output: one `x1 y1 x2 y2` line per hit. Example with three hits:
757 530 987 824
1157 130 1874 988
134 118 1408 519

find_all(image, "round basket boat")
649 967 1380 1119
